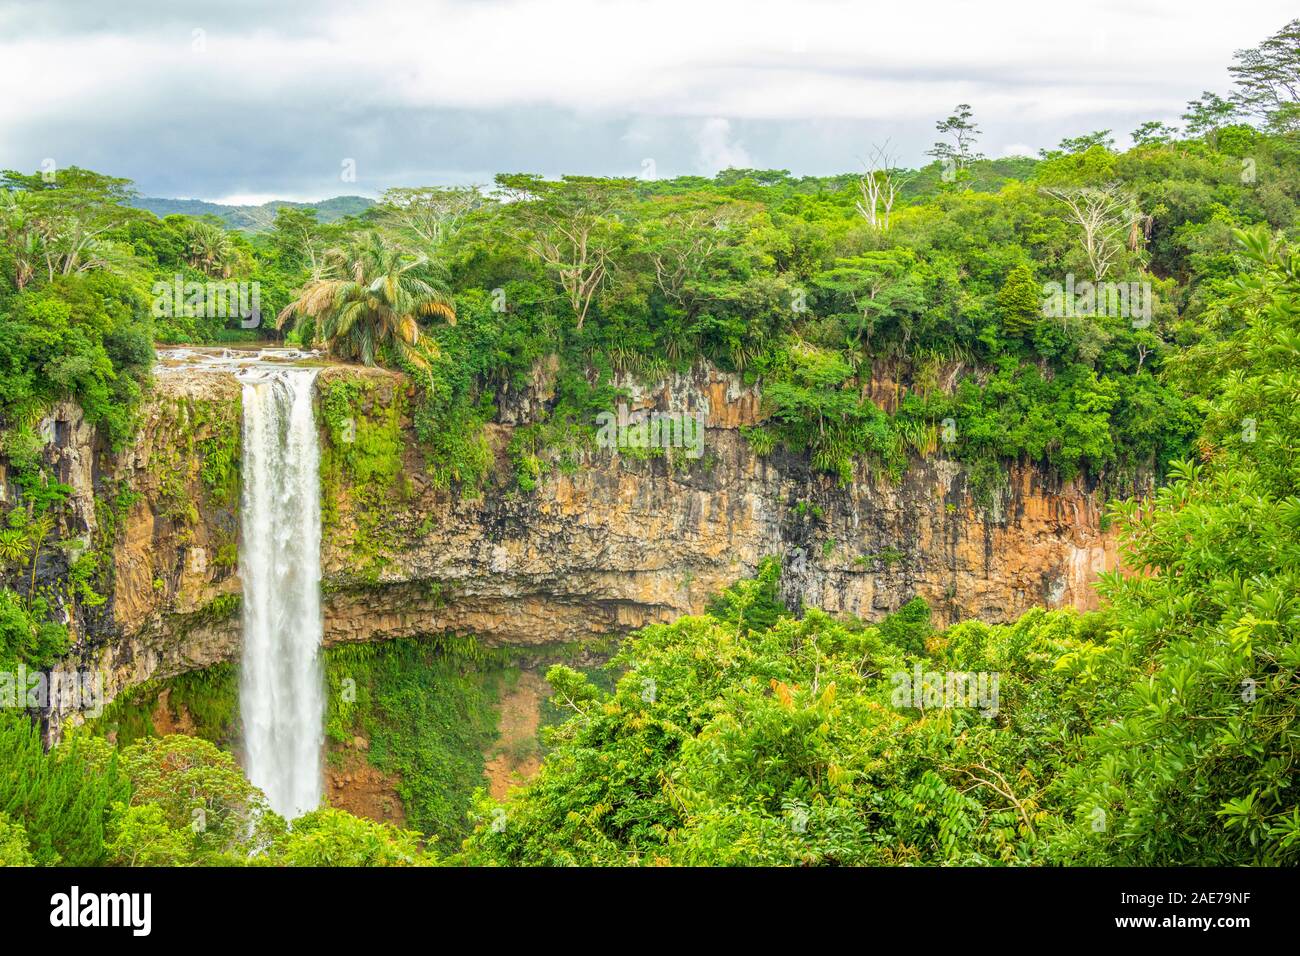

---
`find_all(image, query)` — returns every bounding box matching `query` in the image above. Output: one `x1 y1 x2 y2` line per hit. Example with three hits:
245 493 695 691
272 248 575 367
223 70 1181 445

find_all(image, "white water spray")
237 365 324 819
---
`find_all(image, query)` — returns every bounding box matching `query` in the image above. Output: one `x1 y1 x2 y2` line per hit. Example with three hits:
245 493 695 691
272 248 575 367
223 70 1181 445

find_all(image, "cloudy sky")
0 0 1293 202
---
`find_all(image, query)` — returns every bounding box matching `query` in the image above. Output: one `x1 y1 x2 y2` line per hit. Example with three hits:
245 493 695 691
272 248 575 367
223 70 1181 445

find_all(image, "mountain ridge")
127 194 375 231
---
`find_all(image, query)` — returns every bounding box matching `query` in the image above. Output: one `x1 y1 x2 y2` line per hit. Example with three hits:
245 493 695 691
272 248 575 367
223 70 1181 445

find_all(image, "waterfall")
237 366 324 819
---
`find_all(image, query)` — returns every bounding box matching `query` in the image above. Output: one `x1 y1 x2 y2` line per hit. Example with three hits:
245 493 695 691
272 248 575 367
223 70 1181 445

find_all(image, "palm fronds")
277 231 456 366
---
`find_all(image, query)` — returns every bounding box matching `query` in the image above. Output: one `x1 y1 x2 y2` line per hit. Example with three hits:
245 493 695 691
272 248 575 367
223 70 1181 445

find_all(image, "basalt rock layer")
28 357 1119 732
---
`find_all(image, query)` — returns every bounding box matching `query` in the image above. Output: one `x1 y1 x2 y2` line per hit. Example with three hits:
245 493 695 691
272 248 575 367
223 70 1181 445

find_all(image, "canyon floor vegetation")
1 20 1298 867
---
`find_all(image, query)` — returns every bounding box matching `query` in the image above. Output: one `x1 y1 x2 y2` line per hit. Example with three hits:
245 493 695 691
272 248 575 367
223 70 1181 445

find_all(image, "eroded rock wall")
316 362 1117 652
28 373 244 737
39 358 1119 732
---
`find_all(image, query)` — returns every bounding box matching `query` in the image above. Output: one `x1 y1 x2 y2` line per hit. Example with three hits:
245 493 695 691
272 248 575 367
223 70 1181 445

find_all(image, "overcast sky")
0 0 1293 203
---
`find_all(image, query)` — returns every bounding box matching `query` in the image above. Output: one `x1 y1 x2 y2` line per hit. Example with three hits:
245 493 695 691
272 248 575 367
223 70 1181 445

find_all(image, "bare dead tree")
1041 184 1143 280
855 143 914 231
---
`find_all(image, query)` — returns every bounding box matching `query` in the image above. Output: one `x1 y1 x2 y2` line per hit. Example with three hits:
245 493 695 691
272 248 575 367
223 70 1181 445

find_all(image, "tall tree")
277 231 455 367
926 104 983 172
1181 91 1239 145
1229 18 1300 133
1054 130 1116 155
646 205 740 310
1130 120 1179 147
998 264 1042 338
270 205 325 273
376 186 483 251
0 167 142 282
496 174 630 332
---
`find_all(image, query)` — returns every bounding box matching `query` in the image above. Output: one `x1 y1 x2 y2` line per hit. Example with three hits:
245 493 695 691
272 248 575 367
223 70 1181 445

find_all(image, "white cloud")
5 0 1293 125
695 118 751 173
0 0 1294 194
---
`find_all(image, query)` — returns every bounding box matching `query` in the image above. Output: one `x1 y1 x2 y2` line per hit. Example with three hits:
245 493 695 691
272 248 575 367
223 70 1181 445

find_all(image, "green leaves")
278 230 455 367
1054 233 1300 866
458 567 1113 866
0 714 128 865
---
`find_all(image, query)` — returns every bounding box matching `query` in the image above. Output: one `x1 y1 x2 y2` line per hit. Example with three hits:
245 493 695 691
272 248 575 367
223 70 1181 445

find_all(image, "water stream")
235 361 324 819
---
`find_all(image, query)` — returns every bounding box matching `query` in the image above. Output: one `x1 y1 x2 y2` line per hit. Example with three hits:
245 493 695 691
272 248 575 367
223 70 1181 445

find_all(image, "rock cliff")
29 355 1120 731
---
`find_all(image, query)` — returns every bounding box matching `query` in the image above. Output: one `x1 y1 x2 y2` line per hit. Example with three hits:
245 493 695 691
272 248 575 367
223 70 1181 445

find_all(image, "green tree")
105 803 193 867
0 717 127 865
927 104 984 172
1181 91 1239 145
0 167 144 282
179 219 239 278
1052 130 1116 156
0 811 34 866
496 174 631 331
1130 121 1178 147
277 230 455 367
375 186 482 252
1229 18 1300 134
0 588 67 668
1050 227 1300 865
997 263 1042 338
269 206 325 272
271 808 431 866
111 734 285 864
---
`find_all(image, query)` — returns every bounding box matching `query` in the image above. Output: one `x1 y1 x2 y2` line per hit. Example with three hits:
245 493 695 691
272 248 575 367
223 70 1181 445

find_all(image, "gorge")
6 18 1299 867
27 347 1121 756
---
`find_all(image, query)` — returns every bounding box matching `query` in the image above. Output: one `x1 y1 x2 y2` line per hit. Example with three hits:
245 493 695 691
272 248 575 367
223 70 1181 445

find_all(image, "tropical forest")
0 11 1298 889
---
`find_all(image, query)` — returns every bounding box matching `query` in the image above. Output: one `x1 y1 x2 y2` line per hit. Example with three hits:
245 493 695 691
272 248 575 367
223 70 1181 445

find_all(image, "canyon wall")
29 357 1119 732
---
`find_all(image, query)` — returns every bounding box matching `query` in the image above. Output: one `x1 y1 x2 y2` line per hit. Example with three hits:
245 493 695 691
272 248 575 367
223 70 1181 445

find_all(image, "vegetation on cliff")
317 372 410 579
0 715 432 866
324 635 503 844
455 228 1300 866
84 634 514 853
20 218 1297 867
0 20 1297 868
13 39 1300 504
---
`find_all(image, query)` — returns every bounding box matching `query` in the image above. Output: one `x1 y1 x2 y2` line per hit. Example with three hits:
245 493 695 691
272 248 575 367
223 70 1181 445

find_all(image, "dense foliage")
324 636 503 845
0 711 433 867
0 22 1297 867
457 227 1300 866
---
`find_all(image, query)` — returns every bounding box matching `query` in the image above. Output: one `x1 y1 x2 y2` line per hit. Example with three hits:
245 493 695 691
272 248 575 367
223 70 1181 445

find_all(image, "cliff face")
37 357 1118 729
317 362 1116 647
28 370 245 735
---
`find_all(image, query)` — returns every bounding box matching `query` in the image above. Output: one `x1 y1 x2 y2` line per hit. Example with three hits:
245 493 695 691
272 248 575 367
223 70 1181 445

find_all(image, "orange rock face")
315 362 1121 650
39 359 1122 733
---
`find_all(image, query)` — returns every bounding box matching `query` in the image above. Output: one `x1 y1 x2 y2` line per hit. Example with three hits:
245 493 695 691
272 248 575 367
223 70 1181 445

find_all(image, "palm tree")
181 220 237 277
277 231 455 367
0 191 38 290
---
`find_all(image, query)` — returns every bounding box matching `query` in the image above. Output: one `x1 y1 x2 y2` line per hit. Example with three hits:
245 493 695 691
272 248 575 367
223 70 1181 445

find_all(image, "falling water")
237 365 324 819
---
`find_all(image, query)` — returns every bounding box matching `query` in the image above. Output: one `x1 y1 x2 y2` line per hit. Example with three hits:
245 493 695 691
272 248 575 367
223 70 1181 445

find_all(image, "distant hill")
128 195 375 231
